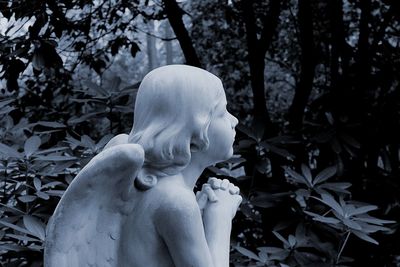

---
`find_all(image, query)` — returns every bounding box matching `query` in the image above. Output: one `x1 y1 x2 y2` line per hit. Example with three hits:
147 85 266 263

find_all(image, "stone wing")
44 142 144 267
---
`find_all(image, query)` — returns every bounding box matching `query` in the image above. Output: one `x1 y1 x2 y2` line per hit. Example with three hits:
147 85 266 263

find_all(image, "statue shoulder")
152 182 199 218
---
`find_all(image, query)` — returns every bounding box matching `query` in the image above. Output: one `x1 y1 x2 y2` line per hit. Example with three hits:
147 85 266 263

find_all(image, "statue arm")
197 179 242 267
202 210 232 267
154 190 231 267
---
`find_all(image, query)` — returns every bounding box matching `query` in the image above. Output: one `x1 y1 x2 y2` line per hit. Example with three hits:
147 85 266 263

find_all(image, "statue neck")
179 149 218 189
180 161 205 190
180 154 211 189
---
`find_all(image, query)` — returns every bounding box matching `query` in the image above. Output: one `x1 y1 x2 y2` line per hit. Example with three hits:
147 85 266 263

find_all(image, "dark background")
0 0 400 266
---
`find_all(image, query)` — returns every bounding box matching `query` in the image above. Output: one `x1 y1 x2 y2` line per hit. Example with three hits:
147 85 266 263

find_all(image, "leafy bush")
1 0 400 266
223 117 399 267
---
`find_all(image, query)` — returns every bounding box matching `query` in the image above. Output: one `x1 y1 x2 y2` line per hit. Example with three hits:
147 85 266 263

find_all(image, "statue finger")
202 184 218 202
234 194 243 207
196 191 208 209
220 179 230 190
228 184 240 195
208 177 221 189
195 191 202 201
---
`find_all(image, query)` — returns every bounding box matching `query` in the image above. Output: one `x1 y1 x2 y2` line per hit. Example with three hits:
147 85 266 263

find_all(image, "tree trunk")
242 1 269 128
329 0 342 91
288 0 316 130
356 0 371 93
329 0 348 114
164 21 174 65
241 0 282 133
163 0 201 67
146 20 158 72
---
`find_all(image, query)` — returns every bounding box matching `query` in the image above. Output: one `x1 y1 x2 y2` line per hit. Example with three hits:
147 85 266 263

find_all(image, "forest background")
0 0 400 266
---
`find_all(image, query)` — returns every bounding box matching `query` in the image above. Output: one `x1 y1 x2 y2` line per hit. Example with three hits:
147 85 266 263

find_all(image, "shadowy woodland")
1 0 400 266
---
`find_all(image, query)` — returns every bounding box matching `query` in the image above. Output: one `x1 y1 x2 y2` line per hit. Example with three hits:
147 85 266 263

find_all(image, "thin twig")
336 231 351 264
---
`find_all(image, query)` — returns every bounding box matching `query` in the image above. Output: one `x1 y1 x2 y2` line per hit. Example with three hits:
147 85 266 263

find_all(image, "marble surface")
44 65 242 267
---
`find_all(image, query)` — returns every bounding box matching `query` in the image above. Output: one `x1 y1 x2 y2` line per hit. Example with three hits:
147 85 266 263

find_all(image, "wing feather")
44 143 144 267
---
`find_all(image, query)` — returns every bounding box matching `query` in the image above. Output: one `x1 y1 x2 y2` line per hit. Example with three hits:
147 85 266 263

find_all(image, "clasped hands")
196 178 242 219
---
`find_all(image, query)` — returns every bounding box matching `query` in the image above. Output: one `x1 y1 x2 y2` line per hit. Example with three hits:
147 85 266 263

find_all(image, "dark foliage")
1 0 400 266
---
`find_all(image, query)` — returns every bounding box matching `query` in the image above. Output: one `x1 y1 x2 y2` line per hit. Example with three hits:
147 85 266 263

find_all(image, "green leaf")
0 106 15 115
325 112 335 125
0 220 31 235
288 235 296 247
261 142 295 160
96 134 114 150
250 192 289 208
314 193 344 216
339 132 361 149
0 203 25 215
266 135 300 144
357 222 390 233
109 76 122 91
348 205 378 216
319 182 351 194
236 123 258 141
272 231 290 247
313 166 337 185
354 215 395 225
67 112 104 125
46 190 65 197
35 146 69 155
0 244 27 252
351 230 379 245
0 143 23 159
235 246 261 261
330 138 342 154
258 246 286 254
295 189 310 198
83 80 109 96
81 135 96 150
304 211 340 225
301 164 312 185
35 155 77 161
0 98 14 108
18 195 37 203
33 178 42 191
36 121 66 128
23 215 45 241
342 218 362 230
315 216 341 225
24 136 41 158
207 166 229 176
284 167 310 187
35 191 50 200
6 233 40 242
42 181 63 189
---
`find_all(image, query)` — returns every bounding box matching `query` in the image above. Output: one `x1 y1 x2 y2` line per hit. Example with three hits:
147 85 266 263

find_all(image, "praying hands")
196 178 242 219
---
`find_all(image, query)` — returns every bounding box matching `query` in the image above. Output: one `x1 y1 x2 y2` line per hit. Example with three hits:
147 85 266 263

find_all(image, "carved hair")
128 65 224 190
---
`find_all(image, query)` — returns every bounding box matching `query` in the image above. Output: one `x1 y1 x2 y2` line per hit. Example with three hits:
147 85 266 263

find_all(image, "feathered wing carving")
44 141 144 267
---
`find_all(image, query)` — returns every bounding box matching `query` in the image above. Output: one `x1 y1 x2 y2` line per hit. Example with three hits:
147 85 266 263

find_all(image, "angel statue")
44 64 242 267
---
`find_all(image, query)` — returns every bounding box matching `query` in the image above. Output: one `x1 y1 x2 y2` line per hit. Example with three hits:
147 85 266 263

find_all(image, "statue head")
128 65 237 189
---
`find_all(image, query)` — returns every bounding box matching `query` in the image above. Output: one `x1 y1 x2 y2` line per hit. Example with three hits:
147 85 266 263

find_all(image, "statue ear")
190 142 200 152
190 134 209 153
135 171 157 191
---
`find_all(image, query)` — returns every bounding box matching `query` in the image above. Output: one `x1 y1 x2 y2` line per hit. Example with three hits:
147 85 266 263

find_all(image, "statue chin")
222 147 234 161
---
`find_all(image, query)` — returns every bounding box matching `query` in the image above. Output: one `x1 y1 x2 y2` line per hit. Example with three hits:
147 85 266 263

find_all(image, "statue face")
205 97 238 162
130 64 238 174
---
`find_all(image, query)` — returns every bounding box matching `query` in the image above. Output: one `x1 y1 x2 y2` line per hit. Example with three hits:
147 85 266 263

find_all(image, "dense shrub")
1 0 400 266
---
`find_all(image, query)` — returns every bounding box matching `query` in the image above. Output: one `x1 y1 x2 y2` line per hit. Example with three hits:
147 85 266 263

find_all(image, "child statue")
44 65 242 267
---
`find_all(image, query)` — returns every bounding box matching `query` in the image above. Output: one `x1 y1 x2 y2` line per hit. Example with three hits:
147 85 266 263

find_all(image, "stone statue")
44 65 242 267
